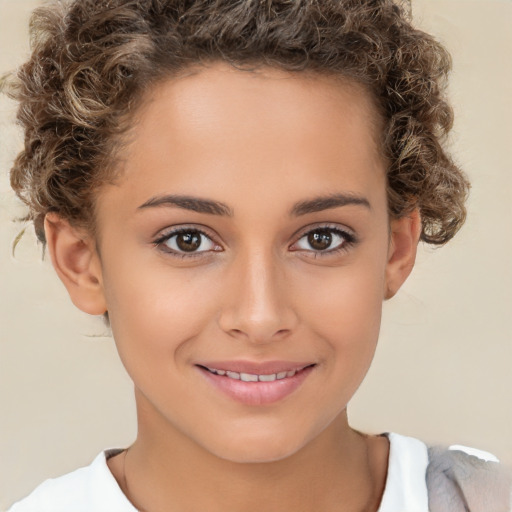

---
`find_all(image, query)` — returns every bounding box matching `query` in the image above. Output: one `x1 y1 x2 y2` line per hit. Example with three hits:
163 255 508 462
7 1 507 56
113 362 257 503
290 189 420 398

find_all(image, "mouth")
198 364 314 382
195 362 316 405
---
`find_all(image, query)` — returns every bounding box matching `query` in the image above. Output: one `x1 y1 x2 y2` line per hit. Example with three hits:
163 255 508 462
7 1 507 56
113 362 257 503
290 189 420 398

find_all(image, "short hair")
5 0 469 246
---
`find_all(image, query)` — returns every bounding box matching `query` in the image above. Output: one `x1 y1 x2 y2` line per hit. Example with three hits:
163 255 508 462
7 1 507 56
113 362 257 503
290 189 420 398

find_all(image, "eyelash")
153 224 357 259
291 224 357 258
153 226 220 259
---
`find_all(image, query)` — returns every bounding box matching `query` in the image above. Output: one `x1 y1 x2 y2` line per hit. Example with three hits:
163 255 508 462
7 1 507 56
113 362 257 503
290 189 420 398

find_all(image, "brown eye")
176 231 201 252
293 226 355 255
307 230 333 250
158 229 218 255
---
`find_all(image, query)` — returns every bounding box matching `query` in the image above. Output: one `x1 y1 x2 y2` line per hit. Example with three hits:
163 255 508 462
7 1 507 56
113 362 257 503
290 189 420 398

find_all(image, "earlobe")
44 213 107 315
384 209 422 300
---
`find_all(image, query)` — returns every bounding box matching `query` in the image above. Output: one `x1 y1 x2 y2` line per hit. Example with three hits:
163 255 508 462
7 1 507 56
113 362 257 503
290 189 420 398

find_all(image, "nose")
217 249 299 344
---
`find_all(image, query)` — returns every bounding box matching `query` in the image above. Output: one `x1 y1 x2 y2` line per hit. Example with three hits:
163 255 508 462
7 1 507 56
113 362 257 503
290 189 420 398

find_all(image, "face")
84 63 407 463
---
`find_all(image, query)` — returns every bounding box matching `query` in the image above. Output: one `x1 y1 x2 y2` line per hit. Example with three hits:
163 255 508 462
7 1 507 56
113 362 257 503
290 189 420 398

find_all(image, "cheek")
295 249 388 381
299 254 387 336
101 253 222 364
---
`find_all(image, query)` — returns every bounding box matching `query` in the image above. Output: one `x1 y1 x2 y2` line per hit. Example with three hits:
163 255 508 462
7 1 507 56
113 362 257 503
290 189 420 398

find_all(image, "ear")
44 212 107 315
384 209 422 300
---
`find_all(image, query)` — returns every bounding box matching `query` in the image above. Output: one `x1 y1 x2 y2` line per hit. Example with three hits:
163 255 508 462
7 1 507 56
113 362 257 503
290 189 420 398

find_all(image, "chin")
203 427 310 464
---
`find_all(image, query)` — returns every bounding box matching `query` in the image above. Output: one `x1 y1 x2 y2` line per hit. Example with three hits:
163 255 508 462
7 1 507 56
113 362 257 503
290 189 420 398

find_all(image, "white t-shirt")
5 432 494 512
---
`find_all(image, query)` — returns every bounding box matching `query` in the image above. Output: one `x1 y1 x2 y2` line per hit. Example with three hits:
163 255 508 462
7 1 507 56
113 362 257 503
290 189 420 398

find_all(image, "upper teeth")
208 368 300 381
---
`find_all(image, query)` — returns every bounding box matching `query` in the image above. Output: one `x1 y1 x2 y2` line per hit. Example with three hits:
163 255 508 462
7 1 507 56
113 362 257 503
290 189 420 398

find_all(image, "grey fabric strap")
426 445 512 512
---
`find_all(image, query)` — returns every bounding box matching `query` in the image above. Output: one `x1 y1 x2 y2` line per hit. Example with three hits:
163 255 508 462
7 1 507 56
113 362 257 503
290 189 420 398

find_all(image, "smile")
197 362 316 405
203 366 308 382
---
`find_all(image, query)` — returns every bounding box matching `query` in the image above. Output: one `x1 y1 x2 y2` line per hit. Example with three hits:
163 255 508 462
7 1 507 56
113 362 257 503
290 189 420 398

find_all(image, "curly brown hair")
5 0 469 246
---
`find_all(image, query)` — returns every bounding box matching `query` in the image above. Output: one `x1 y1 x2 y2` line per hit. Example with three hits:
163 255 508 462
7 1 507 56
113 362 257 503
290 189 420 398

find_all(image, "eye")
154 228 221 257
291 226 356 255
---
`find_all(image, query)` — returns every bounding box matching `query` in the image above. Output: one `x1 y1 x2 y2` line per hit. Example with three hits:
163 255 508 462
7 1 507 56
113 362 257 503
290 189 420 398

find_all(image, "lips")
196 360 314 375
196 361 316 405
201 364 309 382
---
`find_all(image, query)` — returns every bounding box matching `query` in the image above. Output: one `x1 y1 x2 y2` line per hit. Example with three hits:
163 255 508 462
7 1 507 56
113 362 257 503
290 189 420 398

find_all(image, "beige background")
1 0 511 509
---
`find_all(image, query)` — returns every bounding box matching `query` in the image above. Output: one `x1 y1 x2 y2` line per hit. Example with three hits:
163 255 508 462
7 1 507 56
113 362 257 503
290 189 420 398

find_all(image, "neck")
111 394 388 512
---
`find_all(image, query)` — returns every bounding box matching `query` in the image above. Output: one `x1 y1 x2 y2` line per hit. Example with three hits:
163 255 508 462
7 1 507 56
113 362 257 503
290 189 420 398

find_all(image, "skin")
44 62 421 512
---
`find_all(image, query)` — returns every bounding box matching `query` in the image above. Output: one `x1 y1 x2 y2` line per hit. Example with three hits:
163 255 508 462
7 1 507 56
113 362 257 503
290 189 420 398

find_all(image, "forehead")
102 62 386 216
132 62 383 158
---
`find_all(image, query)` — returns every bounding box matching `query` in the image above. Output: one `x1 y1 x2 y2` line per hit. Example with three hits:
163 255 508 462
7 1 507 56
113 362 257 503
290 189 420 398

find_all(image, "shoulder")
426 443 512 512
378 433 511 512
378 432 430 511
7 450 136 512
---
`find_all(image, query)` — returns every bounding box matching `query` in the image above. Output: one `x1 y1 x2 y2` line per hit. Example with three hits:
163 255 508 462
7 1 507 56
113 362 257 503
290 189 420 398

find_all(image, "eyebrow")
137 192 371 217
138 195 233 216
290 193 371 216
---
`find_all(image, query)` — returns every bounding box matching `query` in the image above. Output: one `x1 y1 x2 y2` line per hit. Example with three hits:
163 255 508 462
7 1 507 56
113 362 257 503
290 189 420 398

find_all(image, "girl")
3 0 511 510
